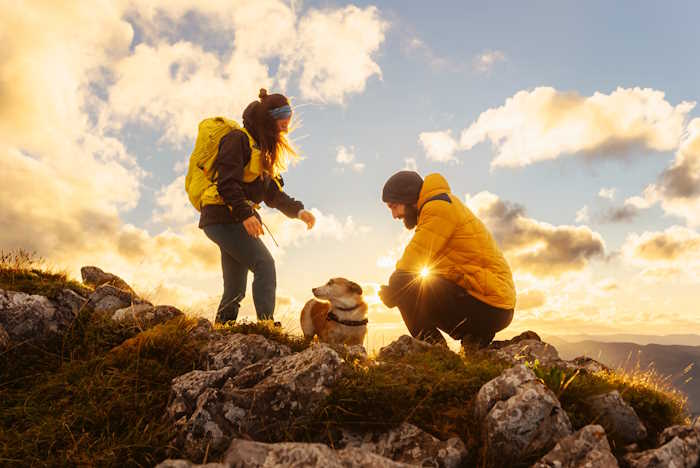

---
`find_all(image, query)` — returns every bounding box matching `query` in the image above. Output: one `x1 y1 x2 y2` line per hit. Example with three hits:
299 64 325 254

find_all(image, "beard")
402 204 419 230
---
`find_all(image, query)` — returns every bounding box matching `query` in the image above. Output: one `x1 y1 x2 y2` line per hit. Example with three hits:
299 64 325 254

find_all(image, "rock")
155 461 224 468
532 424 618 467
0 324 9 350
484 380 572 464
587 390 647 445
171 341 342 460
340 422 467 467
168 367 236 420
112 304 182 328
329 343 370 364
222 439 412 467
378 335 436 360
624 421 699 468
0 289 76 342
490 339 562 367
87 284 147 315
221 343 343 440
489 330 542 349
188 317 215 340
206 333 292 372
474 364 538 420
80 265 135 294
567 356 609 374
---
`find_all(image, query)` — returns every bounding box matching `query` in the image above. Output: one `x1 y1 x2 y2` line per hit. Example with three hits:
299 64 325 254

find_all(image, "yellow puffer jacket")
396 173 516 310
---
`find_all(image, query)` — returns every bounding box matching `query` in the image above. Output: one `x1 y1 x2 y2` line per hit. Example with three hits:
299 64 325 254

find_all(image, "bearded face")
403 204 419 230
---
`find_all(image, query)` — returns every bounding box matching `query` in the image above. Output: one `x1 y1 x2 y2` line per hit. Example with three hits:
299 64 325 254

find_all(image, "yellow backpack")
184 117 265 211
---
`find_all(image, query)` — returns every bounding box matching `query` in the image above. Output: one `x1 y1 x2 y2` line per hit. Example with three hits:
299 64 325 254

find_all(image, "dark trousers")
202 223 276 323
388 271 513 348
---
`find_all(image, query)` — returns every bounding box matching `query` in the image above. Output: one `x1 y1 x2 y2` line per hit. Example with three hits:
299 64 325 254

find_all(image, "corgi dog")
300 278 368 346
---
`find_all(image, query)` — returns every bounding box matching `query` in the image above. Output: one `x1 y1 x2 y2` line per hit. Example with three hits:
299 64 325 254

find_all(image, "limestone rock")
567 356 609 374
340 422 467 467
188 317 215 340
484 380 572 463
489 330 542 349
206 333 292 372
112 304 182 328
491 339 562 367
80 265 135 294
624 421 700 468
329 343 370 364
474 364 538 421
0 288 76 342
532 424 618 468
223 439 412 467
169 367 236 420
378 335 436 361
221 343 343 440
587 390 647 445
87 283 147 315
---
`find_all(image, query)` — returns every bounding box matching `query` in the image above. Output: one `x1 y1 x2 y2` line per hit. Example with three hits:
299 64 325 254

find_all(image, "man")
378 171 515 348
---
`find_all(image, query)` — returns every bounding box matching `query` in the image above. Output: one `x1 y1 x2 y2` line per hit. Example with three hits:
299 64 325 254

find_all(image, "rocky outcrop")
476 364 572 464
80 265 135 295
172 342 343 460
112 304 183 328
377 335 437 360
205 333 292 372
532 424 618 467
86 283 147 315
624 420 700 468
0 288 80 342
340 422 467 467
587 390 647 446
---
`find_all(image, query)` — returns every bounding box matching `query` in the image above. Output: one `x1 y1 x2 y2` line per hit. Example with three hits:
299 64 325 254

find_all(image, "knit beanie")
382 171 424 204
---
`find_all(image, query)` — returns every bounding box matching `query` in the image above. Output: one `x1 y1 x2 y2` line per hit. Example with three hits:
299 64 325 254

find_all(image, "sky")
2 0 699 350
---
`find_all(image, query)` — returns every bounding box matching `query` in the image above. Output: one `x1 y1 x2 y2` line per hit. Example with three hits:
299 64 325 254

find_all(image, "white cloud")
421 87 694 167
598 188 616 200
404 157 418 171
335 145 365 172
418 130 459 162
152 175 197 227
575 205 590 223
473 50 506 72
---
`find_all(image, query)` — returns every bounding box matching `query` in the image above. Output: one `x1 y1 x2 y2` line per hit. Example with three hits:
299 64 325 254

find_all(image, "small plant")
0 248 89 298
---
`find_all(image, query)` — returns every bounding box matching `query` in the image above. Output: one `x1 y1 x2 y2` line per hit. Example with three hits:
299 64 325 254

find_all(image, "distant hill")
549 338 700 417
545 334 700 347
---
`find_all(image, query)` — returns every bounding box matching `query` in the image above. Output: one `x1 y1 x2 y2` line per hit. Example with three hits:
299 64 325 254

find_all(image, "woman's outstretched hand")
243 215 264 237
298 210 316 230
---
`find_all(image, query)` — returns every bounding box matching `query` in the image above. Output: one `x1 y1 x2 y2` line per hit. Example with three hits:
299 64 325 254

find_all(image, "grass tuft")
0 249 90 299
215 319 311 353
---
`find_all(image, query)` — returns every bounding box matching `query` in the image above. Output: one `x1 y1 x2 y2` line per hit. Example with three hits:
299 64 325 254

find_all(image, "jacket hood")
417 173 451 209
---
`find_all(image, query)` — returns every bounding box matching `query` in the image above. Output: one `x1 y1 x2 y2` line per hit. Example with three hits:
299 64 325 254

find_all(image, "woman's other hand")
243 215 264 237
298 210 315 230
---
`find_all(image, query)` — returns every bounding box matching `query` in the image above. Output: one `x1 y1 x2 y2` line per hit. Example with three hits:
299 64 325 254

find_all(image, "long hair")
242 88 298 176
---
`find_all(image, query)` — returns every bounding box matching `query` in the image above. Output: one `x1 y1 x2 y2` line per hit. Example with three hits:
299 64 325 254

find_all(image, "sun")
420 266 430 278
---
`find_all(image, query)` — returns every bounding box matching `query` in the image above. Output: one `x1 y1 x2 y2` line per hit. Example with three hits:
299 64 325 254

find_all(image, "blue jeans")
202 223 276 323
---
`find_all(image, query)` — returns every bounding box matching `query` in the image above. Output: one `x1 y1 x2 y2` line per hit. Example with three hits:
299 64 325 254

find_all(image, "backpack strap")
419 193 451 215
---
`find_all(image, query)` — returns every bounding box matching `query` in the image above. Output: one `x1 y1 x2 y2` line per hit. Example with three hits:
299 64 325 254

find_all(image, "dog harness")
327 310 368 327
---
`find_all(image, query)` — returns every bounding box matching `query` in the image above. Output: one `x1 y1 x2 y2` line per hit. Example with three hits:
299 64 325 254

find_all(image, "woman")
197 89 315 324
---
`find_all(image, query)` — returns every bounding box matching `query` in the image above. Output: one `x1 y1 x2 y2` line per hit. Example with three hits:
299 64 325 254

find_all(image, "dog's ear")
349 282 363 295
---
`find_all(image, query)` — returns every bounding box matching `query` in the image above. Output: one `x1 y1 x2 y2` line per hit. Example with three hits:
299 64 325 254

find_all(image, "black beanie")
382 171 424 204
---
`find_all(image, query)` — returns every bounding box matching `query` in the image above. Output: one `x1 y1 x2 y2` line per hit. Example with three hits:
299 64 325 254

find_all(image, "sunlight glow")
420 266 430 278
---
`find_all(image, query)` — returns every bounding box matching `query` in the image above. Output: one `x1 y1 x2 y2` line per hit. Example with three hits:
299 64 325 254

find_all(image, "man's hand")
298 210 316 230
379 285 397 308
243 215 264 237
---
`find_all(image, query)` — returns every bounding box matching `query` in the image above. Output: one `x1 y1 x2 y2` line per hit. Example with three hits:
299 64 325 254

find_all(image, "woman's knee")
253 252 276 277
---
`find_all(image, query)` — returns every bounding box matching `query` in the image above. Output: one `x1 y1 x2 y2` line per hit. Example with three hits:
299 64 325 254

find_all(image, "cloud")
599 204 639 223
403 37 452 70
643 118 700 226
421 87 694 167
575 206 589 223
152 175 198 227
404 157 418 171
516 289 546 310
473 50 506 72
598 188 616 200
465 191 606 277
622 225 700 262
418 130 459 162
335 145 365 172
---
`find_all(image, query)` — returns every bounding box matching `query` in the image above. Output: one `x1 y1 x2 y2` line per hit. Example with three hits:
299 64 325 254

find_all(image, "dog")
300 277 368 346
